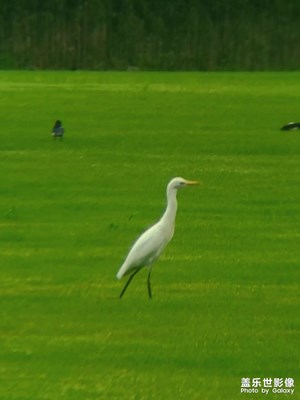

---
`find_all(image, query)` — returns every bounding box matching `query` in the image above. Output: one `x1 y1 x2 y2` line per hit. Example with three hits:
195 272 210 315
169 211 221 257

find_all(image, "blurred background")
1 0 300 71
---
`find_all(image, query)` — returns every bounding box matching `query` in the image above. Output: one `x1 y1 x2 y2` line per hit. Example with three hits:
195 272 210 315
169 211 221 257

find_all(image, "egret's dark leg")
147 268 152 299
119 269 140 298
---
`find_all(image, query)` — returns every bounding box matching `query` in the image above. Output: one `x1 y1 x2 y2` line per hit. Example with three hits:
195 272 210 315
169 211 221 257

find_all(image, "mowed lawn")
0 71 299 399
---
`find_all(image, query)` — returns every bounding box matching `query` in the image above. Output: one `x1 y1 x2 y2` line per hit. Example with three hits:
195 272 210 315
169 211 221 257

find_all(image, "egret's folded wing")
116 223 167 278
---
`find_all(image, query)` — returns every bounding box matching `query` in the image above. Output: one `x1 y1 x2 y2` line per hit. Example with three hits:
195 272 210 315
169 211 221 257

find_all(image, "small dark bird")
52 120 64 138
280 122 300 131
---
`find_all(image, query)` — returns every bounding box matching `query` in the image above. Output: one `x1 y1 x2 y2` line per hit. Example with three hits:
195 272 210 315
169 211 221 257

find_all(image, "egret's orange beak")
186 180 200 186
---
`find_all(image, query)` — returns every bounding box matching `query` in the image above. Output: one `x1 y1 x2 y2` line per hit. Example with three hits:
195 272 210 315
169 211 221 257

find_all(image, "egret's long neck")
161 187 178 225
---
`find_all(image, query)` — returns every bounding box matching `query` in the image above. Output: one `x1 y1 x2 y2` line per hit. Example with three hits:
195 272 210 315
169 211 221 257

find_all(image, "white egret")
116 177 199 298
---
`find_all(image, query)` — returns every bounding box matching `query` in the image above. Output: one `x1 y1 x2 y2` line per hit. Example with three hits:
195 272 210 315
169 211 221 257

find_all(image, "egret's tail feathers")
116 263 126 280
116 270 123 280
117 260 139 280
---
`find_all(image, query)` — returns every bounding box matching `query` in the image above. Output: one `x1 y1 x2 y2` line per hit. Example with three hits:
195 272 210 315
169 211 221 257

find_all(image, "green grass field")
0 71 299 399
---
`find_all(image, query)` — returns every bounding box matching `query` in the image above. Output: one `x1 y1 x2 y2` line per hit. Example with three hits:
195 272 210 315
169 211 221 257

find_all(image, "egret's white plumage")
117 177 198 298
